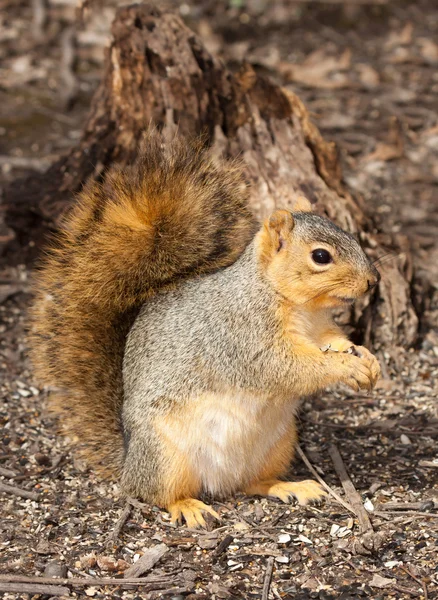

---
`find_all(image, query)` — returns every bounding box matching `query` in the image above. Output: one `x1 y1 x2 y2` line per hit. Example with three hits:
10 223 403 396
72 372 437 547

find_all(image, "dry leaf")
387 46 414 65
418 38 438 64
356 64 380 89
370 574 396 588
385 22 413 50
364 142 403 162
363 117 404 162
80 553 97 569
278 49 352 89
97 555 129 572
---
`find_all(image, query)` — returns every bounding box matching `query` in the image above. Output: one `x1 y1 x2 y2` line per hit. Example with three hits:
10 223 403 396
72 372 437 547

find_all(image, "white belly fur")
162 390 299 497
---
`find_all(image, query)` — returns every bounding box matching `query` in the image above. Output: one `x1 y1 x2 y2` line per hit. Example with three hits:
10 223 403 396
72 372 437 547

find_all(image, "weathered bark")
4 3 418 352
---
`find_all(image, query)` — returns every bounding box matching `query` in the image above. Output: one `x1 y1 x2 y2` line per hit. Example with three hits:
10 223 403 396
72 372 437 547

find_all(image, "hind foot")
246 479 326 506
168 498 220 528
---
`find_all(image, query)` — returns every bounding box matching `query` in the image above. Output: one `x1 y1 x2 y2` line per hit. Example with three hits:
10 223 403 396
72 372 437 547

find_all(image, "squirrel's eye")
312 249 332 265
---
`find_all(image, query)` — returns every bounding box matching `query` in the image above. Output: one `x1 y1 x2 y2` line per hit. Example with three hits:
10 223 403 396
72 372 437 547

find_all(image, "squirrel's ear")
267 209 294 252
293 196 313 213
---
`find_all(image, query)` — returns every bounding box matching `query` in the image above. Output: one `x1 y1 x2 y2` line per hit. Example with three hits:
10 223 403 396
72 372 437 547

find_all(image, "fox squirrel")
30 130 381 528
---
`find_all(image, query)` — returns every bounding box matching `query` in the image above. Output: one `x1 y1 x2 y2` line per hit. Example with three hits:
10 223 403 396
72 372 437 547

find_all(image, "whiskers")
372 251 406 269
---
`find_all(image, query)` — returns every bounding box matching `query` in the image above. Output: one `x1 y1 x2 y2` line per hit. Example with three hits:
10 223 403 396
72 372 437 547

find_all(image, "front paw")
348 345 381 388
335 352 376 392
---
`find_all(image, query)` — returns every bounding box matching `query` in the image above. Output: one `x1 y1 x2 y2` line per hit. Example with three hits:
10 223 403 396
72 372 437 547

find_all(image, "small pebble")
197 537 217 550
44 562 68 578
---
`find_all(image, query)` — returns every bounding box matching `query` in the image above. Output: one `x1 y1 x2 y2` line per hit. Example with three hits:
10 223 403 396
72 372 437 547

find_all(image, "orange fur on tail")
29 131 255 477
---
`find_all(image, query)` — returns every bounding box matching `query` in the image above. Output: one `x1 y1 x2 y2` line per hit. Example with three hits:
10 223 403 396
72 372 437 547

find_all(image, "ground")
0 1 437 599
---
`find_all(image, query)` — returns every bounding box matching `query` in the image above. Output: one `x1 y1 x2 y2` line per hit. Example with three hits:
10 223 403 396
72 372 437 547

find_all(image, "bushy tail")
29 131 255 477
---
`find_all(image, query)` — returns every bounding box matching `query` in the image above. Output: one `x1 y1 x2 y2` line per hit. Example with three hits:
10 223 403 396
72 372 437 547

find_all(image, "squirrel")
30 130 381 528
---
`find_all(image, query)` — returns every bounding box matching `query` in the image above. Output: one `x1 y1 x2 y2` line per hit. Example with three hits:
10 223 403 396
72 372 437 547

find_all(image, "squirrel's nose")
367 269 381 291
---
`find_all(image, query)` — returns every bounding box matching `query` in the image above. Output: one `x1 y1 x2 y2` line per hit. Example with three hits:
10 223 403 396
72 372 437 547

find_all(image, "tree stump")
4 3 418 353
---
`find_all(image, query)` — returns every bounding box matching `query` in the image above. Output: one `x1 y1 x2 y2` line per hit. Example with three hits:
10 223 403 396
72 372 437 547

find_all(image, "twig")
303 417 437 437
0 466 18 478
401 566 428 600
376 501 436 511
422 580 429 599
262 557 275 600
126 497 150 511
393 584 421 598
328 444 373 533
0 574 178 588
296 445 356 516
0 481 39 501
150 585 193 598
0 582 70 596
106 501 132 547
236 549 284 558
374 510 438 519
373 514 418 525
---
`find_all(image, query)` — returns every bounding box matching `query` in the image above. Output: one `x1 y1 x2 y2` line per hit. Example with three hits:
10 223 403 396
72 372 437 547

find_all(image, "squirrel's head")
256 200 380 309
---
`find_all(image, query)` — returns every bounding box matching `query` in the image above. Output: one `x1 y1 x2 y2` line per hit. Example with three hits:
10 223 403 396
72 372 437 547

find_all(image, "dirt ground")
0 1 437 599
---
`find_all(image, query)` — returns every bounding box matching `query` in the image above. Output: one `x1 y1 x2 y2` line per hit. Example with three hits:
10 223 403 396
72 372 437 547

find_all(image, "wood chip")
213 534 233 557
123 544 168 578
